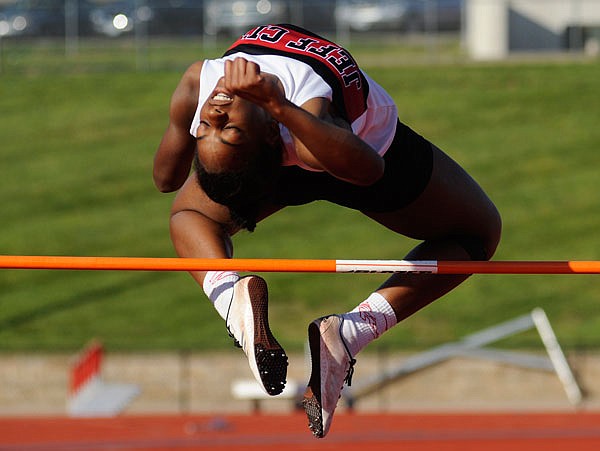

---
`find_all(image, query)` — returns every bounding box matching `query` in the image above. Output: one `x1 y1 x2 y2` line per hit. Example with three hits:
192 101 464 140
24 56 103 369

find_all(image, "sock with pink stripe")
202 270 240 320
341 292 398 356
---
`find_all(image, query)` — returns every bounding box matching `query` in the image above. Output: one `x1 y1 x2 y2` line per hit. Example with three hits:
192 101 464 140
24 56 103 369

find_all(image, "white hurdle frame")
344 308 583 408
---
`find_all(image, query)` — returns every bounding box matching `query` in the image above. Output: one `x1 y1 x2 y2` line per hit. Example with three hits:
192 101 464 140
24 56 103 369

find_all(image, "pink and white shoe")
226 276 288 396
302 315 356 438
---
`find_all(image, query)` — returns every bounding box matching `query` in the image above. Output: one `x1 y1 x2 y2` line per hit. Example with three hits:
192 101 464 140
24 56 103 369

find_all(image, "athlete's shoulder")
181 61 203 91
169 61 203 123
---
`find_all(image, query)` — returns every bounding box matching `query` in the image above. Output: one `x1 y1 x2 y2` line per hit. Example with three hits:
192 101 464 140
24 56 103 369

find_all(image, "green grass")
1 39 600 353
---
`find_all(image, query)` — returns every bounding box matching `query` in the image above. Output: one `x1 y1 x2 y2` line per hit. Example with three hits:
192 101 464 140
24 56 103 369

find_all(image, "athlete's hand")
223 57 286 113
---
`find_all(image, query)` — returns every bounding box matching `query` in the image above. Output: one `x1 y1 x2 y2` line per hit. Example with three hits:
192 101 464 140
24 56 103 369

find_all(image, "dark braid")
193 141 282 232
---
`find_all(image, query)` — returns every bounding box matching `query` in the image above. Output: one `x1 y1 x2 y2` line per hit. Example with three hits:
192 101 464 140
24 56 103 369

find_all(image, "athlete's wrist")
267 99 302 125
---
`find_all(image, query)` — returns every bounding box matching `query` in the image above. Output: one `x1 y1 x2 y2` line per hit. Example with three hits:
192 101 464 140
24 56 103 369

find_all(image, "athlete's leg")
170 174 284 280
171 174 288 395
367 143 501 321
303 144 501 438
170 175 236 284
339 145 501 363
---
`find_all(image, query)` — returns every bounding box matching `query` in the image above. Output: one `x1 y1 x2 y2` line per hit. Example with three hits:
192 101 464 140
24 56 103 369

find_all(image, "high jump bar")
0 255 600 274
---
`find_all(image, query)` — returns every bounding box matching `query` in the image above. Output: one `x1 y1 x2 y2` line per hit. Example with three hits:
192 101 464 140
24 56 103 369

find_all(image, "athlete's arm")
223 58 384 186
153 61 203 193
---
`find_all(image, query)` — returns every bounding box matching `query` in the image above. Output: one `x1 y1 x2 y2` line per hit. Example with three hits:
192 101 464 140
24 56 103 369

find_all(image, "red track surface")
2 412 600 450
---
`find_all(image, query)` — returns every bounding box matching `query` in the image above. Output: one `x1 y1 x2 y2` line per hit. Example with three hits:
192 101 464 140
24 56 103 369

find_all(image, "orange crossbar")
436 260 600 274
1 255 600 274
0 255 337 273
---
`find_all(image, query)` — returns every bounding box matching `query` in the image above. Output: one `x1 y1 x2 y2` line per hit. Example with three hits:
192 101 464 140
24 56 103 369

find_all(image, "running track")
2 412 600 450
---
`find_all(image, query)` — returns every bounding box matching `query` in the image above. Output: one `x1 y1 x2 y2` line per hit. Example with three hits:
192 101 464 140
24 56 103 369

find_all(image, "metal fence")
2 1 597 73
0 0 464 38
0 0 466 73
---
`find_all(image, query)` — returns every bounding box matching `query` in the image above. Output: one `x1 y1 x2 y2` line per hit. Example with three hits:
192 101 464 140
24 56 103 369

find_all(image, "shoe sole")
246 277 288 396
302 320 324 438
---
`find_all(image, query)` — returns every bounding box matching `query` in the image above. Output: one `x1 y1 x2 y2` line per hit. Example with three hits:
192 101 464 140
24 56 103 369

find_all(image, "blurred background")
1 0 599 418
0 0 464 40
0 0 598 71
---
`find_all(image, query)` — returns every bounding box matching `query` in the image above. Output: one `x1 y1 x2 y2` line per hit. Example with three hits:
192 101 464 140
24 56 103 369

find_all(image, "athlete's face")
196 77 275 173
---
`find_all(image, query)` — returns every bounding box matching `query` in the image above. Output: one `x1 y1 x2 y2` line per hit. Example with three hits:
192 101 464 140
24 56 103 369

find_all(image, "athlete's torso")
190 24 398 170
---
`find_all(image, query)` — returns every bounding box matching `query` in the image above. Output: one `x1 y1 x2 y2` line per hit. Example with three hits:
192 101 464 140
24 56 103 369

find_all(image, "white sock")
202 271 240 320
341 292 398 357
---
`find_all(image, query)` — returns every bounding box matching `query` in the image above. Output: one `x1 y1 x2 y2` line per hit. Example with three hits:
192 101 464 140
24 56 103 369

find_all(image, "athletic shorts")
271 120 434 212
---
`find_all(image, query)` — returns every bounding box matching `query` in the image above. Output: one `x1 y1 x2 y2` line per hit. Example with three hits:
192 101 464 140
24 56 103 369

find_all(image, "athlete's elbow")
354 158 385 186
156 182 178 193
153 170 181 193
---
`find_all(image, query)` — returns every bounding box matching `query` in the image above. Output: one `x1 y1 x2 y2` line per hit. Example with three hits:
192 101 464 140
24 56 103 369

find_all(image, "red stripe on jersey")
226 24 368 122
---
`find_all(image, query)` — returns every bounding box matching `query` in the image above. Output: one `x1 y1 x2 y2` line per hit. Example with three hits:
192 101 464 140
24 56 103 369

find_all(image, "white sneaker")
226 276 288 396
302 315 356 438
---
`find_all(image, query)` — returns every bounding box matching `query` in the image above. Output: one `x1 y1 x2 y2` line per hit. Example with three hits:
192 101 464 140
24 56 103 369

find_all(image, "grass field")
1 38 599 352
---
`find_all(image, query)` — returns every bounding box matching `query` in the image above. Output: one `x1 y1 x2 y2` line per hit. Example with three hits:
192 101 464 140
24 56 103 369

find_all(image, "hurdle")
343 308 583 408
1 255 600 274
68 341 140 417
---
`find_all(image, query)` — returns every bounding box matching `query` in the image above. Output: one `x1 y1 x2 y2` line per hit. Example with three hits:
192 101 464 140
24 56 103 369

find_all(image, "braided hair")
193 140 282 232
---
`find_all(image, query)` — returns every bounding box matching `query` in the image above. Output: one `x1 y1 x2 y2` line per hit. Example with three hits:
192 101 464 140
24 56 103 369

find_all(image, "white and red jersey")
190 24 398 171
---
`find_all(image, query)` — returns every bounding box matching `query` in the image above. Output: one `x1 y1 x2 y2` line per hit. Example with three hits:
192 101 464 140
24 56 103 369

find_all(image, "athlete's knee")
169 209 196 241
169 209 235 257
454 211 502 262
169 208 228 235
453 236 490 261
483 202 502 258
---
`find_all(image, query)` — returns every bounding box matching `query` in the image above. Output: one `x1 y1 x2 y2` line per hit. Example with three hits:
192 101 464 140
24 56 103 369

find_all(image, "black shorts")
271 120 434 212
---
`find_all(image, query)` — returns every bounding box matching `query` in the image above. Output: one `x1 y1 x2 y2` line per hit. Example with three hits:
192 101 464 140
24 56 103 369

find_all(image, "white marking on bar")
335 260 438 273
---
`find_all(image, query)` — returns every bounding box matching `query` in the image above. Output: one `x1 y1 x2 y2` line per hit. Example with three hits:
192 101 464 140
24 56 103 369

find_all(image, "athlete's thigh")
171 174 285 233
171 175 234 225
364 144 501 243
